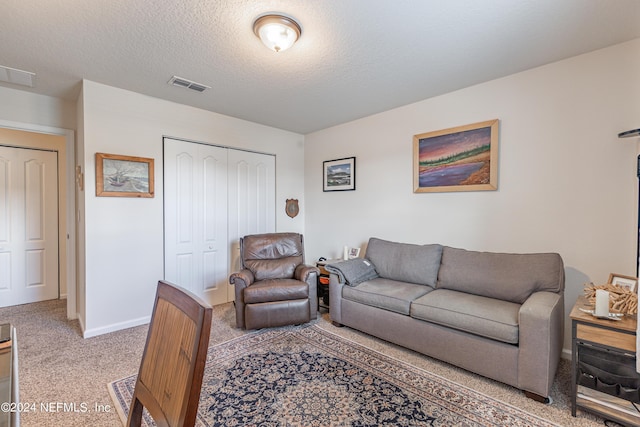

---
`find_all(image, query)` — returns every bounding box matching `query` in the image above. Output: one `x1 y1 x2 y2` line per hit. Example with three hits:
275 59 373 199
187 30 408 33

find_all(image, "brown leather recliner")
229 232 319 330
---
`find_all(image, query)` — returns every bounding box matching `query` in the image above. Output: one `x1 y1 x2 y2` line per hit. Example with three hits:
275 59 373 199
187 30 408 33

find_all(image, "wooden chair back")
127 280 212 427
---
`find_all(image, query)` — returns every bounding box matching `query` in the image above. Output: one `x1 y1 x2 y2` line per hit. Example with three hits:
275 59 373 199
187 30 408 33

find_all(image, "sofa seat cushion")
411 289 521 344
243 279 308 304
342 277 433 315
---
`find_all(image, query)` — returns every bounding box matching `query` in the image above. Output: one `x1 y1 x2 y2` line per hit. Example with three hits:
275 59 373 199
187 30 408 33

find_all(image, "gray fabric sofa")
328 237 565 401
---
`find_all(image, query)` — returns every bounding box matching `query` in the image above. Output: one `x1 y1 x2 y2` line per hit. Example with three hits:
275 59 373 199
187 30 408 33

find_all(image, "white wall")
79 80 305 337
304 39 640 353
0 86 76 130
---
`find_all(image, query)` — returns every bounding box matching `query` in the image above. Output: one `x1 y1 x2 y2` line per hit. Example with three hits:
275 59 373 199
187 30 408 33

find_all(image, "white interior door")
164 138 228 305
0 146 58 307
227 149 276 299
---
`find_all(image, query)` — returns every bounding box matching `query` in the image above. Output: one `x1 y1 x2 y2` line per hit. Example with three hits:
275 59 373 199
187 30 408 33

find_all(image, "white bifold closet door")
163 138 275 306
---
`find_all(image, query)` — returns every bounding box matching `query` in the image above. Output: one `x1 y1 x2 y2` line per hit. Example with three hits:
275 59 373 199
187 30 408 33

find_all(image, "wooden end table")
570 295 640 426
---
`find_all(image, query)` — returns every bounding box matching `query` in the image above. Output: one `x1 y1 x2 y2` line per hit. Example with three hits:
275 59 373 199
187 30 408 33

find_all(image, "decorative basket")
584 283 638 315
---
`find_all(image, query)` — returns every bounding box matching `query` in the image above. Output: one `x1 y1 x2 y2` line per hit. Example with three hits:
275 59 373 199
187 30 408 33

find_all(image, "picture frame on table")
607 273 638 292
348 248 360 259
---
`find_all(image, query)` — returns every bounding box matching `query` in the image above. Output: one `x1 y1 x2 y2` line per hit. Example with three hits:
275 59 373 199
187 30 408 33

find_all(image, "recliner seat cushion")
365 238 442 287
243 279 309 304
342 277 433 315
411 289 520 344
437 247 565 304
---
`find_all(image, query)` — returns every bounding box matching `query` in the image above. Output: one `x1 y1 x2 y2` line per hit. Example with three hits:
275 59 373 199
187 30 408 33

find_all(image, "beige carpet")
0 299 605 426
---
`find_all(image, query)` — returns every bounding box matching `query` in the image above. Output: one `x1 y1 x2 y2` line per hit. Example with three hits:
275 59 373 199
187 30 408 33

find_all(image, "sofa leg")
331 321 344 328
523 391 551 404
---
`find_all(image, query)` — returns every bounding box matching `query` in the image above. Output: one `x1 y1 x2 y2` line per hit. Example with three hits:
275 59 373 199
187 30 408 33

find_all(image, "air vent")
168 76 210 92
0 65 35 88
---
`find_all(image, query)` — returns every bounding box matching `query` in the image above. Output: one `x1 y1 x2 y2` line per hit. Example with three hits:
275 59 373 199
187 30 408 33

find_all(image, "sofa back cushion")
365 238 442 286
241 233 304 281
437 247 565 303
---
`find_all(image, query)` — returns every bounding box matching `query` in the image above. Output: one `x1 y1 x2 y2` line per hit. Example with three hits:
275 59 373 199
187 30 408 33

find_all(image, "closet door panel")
228 150 276 299
165 142 198 293
164 138 228 305
200 152 227 295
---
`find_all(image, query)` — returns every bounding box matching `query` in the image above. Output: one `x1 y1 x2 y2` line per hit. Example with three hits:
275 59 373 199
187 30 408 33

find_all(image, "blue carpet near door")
109 324 559 426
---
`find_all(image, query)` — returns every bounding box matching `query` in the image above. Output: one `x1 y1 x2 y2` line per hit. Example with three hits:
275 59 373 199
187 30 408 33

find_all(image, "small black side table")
316 260 339 311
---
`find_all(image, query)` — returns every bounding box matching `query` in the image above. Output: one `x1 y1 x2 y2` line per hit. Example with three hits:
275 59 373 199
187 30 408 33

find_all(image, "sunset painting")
413 120 498 193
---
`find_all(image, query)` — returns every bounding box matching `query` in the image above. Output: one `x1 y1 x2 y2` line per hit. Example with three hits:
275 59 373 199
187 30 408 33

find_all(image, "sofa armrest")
329 272 346 324
518 291 564 398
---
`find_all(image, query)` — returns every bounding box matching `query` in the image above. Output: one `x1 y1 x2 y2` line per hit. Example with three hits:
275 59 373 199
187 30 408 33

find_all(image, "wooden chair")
127 280 212 427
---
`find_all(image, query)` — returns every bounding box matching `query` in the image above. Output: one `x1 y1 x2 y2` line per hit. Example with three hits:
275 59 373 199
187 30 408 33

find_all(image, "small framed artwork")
348 247 361 259
608 273 638 292
323 157 356 192
95 153 154 198
413 119 499 193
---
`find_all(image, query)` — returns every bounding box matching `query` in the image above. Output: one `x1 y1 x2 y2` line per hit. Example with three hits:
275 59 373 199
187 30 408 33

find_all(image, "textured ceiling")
1 0 639 134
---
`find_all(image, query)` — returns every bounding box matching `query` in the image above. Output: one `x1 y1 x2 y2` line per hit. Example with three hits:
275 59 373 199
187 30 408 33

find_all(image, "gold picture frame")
95 153 154 198
413 119 499 193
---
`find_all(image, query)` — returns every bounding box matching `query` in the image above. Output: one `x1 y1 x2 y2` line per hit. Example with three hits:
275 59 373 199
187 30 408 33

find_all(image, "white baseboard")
82 316 150 338
561 347 572 360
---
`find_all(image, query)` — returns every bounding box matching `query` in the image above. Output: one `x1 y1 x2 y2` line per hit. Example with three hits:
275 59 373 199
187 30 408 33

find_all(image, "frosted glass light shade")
253 15 301 52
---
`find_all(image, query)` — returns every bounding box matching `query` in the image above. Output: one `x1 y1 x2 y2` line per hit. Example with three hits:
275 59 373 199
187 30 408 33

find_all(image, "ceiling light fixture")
253 14 301 53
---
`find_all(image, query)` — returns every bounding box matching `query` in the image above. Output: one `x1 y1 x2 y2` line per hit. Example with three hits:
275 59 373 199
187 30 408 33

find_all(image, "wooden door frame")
0 120 76 320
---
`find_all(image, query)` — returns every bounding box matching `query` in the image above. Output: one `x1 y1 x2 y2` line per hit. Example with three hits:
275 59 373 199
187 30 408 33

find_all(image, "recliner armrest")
229 269 255 288
294 264 320 283
229 269 255 330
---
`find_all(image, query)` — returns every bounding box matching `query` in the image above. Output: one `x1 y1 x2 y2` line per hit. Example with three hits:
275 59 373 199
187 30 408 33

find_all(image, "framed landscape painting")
323 157 356 192
413 119 499 193
96 152 154 197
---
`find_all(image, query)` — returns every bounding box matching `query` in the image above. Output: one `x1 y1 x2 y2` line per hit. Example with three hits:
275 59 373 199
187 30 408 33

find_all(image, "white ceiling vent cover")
0 65 36 87
168 76 210 93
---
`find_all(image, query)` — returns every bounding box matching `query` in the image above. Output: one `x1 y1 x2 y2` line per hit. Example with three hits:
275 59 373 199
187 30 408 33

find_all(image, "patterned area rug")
109 324 558 426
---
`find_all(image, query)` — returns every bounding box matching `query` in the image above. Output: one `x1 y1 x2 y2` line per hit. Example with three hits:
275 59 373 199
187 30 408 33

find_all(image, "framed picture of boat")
95 153 154 197
413 119 499 193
